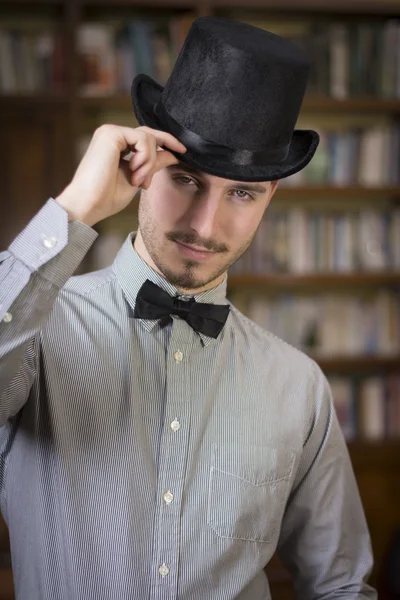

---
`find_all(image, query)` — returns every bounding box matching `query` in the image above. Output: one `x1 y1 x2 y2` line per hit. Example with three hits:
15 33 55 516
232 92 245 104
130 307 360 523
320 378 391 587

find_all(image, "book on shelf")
328 374 400 441
78 24 117 97
359 377 387 440
329 376 358 440
0 26 66 94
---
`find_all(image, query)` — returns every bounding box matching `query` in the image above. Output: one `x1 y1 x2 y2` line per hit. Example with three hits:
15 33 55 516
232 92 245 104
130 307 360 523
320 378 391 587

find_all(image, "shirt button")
2 312 12 323
170 419 181 432
174 350 183 363
163 491 174 504
158 563 170 577
42 236 57 249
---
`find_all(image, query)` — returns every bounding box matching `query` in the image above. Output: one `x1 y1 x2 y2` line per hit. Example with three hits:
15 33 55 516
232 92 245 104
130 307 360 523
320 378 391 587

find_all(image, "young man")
0 16 376 600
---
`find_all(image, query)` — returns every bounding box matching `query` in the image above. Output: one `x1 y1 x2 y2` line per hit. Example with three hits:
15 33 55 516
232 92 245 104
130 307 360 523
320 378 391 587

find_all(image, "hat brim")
131 74 319 183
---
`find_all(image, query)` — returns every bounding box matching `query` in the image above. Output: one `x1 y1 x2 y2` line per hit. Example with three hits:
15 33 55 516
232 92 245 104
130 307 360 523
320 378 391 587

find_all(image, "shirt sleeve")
277 361 377 600
0 198 98 425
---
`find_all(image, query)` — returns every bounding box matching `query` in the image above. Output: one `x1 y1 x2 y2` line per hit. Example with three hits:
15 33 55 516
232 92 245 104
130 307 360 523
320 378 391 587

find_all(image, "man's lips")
178 241 213 253
174 240 216 260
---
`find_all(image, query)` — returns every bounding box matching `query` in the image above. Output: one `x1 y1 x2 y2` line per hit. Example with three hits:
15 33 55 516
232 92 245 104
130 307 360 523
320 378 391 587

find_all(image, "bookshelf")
1 0 400 598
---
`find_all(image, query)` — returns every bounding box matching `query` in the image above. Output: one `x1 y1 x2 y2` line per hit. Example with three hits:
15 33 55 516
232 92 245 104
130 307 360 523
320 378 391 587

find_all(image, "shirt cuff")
8 197 98 288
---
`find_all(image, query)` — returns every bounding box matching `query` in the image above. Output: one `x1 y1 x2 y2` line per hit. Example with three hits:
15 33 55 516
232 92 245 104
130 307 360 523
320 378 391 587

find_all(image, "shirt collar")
112 233 229 346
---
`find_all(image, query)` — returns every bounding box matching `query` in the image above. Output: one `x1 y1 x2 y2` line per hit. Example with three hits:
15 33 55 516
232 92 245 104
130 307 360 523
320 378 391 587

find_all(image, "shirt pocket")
207 443 296 544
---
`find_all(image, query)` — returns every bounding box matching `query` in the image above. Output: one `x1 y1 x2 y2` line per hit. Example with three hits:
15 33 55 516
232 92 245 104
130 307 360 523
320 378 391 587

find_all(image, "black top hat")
131 16 319 182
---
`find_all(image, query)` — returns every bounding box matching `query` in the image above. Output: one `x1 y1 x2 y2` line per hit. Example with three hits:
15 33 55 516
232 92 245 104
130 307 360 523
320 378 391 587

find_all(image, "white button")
174 350 183 363
43 236 57 249
158 563 170 577
170 419 181 432
163 491 174 504
3 312 12 323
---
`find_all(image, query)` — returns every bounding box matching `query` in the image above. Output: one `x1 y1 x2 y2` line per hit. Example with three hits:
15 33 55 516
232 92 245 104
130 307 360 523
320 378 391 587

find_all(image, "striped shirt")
0 198 376 600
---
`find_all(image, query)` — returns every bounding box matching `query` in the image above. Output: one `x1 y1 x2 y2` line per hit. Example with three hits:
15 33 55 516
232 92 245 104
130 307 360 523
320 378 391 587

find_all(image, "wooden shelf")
228 272 400 289
78 0 200 6
0 95 68 108
312 355 400 372
0 0 62 4
78 94 400 114
3 95 400 116
303 96 400 113
70 0 400 14
79 95 133 110
1 0 395 13
1 0 397 17
212 0 400 14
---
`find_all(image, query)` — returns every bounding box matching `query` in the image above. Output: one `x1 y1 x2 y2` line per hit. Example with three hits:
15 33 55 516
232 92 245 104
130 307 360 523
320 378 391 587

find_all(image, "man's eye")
233 190 253 201
175 175 196 185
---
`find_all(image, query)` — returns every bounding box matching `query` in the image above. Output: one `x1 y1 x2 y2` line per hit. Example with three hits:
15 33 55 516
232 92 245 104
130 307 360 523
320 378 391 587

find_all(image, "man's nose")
188 192 221 240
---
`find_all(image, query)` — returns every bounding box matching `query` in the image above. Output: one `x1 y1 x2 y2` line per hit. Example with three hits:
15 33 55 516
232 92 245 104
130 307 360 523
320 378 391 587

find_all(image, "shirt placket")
149 317 196 600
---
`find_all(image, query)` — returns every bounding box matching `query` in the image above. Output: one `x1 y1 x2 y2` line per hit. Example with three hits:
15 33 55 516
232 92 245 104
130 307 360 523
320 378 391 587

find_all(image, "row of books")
228 291 400 357
241 17 400 99
279 125 400 187
2 18 400 100
230 208 400 274
0 15 193 95
79 18 400 99
2 16 400 99
0 28 66 93
78 18 400 99
329 374 400 440
78 17 193 95
296 20 400 99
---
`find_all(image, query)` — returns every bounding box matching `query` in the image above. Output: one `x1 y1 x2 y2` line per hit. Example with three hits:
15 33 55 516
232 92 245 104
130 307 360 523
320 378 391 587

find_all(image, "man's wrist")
55 188 94 227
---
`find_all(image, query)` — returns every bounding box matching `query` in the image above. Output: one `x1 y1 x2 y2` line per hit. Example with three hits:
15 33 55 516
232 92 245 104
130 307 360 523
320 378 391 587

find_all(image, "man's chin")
153 244 230 291
155 260 213 292
162 267 205 291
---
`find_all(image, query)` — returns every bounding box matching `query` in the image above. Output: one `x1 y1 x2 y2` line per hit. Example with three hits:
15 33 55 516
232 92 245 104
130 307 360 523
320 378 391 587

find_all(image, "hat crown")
161 16 310 151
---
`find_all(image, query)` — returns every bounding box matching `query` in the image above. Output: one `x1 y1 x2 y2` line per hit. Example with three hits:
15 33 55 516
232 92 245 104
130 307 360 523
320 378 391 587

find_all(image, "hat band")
153 101 290 166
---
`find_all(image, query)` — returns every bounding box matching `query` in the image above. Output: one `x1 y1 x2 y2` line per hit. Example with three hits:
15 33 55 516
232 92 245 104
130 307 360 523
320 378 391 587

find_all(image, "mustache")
166 231 228 253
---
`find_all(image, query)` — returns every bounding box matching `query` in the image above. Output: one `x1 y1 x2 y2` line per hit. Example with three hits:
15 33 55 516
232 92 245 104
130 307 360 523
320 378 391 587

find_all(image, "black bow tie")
134 279 230 339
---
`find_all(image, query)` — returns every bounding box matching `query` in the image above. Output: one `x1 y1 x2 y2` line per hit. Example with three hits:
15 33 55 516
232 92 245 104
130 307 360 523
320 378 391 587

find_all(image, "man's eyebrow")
167 163 268 194
167 163 204 177
230 182 268 194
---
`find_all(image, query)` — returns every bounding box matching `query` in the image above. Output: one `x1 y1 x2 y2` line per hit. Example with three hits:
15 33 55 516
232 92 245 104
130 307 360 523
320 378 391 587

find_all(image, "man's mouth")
174 240 216 261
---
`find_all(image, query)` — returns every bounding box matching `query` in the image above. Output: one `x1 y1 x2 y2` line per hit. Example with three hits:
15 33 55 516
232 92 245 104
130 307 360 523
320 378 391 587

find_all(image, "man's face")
134 163 279 294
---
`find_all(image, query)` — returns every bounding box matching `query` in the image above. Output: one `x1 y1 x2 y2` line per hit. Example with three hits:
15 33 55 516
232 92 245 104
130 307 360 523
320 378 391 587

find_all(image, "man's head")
134 163 278 294
131 18 318 292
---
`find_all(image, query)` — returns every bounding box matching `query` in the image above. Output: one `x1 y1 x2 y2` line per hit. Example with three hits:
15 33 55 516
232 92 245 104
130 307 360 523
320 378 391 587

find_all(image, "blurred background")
1 0 400 598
